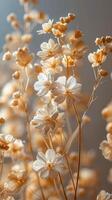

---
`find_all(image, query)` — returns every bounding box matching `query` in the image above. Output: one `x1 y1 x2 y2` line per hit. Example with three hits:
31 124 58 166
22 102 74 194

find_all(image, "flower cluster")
0 0 111 200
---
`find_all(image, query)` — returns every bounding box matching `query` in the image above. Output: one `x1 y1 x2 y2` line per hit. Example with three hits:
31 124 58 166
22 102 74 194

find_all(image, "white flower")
97 190 112 200
100 134 112 161
52 76 82 103
37 39 60 60
88 49 107 67
32 149 64 178
0 134 14 144
37 19 53 34
31 102 59 132
34 73 53 96
41 57 63 74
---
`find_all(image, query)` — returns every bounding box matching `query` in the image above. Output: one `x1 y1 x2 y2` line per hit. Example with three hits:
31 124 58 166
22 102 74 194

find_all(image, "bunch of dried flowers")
0 1 112 200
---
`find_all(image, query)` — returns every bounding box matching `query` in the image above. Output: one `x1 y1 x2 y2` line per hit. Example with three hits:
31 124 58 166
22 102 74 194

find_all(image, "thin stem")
53 178 62 198
62 132 76 197
25 68 30 92
37 174 46 200
65 154 76 197
0 152 4 180
25 106 34 160
72 103 82 200
58 173 68 200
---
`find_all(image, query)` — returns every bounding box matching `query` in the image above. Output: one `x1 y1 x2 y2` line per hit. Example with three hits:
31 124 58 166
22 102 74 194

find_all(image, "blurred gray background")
0 0 112 193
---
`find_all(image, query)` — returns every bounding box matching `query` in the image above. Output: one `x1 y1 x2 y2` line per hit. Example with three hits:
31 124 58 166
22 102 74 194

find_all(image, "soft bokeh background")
0 0 112 192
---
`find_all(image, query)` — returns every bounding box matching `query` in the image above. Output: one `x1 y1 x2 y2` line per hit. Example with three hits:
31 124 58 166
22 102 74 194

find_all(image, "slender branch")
58 173 68 200
72 103 82 200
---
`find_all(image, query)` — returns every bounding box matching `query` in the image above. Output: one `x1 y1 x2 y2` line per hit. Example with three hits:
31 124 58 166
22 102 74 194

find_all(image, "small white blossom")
100 134 112 161
41 57 63 74
97 190 112 200
37 19 53 34
32 149 65 178
31 102 60 132
37 39 60 60
34 73 53 96
52 76 82 103
88 49 107 67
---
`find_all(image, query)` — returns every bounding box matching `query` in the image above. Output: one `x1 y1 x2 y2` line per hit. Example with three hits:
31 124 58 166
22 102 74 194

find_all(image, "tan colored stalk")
0 152 4 180
72 103 82 200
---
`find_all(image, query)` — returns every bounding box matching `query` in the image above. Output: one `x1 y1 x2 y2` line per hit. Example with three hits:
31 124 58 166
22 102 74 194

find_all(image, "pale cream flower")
88 49 107 67
37 19 53 34
31 101 61 132
96 190 112 200
100 134 112 161
41 57 63 74
37 39 60 60
32 148 64 178
34 72 53 96
52 76 82 103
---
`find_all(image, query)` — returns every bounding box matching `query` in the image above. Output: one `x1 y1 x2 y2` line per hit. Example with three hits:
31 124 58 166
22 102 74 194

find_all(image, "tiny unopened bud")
106 122 112 134
11 21 20 29
52 28 62 37
3 51 12 61
21 34 32 43
74 30 82 38
68 13 76 20
12 71 20 80
12 91 21 99
7 13 17 22
24 14 32 23
99 69 108 77
34 63 42 74
11 99 18 106
0 117 5 125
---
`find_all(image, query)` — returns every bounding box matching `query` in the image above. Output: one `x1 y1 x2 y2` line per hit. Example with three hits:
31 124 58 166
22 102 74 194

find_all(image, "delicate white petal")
56 76 66 85
38 73 48 81
40 42 48 50
34 81 44 91
37 87 49 96
32 160 45 171
39 167 49 178
37 152 46 162
45 149 56 163
67 76 77 89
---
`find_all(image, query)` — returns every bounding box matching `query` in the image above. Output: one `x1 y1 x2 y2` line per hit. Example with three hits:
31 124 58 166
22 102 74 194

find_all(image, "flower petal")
45 149 56 163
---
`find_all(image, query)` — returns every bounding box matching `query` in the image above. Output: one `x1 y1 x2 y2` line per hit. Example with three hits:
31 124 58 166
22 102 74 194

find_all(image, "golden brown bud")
3 51 12 61
99 69 108 77
0 117 5 125
12 71 21 80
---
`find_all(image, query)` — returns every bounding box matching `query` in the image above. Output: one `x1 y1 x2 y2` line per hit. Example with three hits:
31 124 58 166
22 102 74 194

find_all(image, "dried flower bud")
102 104 112 121
12 71 21 80
12 91 21 99
74 30 82 38
11 99 18 106
2 51 12 61
106 122 112 134
7 13 17 22
99 69 108 77
53 22 67 33
0 117 5 125
34 63 42 74
11 20 20 29
15 47 33 67
24 14 33 23
21 34 32 43
52 28 62 37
